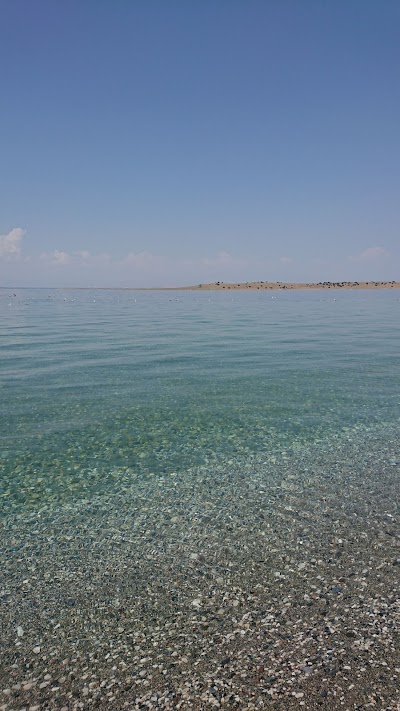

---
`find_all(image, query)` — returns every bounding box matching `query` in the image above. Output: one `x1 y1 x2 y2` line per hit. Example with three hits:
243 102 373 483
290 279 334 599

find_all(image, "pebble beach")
1 424 399 710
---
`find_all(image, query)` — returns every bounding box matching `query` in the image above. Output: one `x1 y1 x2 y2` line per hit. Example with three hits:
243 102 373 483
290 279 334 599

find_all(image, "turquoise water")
1 287 399 514
2 288 400 709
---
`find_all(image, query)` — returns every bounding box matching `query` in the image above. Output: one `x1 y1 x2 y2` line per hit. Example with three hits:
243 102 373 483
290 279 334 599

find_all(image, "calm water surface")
1 288 399 513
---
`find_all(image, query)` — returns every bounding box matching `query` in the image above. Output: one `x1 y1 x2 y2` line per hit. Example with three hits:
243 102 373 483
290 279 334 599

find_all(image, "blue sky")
1 1 399 287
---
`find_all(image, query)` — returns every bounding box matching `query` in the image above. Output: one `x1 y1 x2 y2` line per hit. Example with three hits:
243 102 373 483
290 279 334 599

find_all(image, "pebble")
22 682 36 691
331 585 342 593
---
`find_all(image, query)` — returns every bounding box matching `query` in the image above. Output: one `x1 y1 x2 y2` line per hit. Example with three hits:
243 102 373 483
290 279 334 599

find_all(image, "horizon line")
1 280 400 291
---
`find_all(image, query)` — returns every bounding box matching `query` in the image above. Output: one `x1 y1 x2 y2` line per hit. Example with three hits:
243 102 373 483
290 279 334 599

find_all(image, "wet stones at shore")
1 425 399 710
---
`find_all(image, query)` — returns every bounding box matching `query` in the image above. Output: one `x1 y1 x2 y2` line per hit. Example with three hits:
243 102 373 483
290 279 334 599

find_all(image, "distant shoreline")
70 280 400 291
174 280 400 291
3 281 400 291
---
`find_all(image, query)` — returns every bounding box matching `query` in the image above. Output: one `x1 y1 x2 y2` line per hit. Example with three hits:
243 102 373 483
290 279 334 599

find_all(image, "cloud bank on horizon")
0 227 395 288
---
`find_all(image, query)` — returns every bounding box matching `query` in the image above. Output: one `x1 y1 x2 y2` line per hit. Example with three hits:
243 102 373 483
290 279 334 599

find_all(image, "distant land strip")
55 280 400 291
175 280 400 291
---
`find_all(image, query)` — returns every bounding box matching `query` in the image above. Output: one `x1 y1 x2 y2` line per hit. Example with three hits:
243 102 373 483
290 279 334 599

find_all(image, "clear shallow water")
1 288 399 513
2 288 400 709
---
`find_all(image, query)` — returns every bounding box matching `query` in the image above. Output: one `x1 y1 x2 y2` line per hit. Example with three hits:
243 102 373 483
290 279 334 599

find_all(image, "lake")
1 288 399 709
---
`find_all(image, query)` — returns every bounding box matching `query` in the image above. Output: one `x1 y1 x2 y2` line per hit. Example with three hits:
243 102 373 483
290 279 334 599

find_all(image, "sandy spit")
174 280 400 291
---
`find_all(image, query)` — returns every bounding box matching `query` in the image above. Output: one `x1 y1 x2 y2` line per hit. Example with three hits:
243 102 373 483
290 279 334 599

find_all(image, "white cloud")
40 249 112 266
349 246 389 262
279 256 293 264
0 227 26 258
50 250 72 265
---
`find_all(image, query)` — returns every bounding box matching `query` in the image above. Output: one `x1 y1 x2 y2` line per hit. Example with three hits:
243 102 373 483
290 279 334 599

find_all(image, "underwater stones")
1 425 399 709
